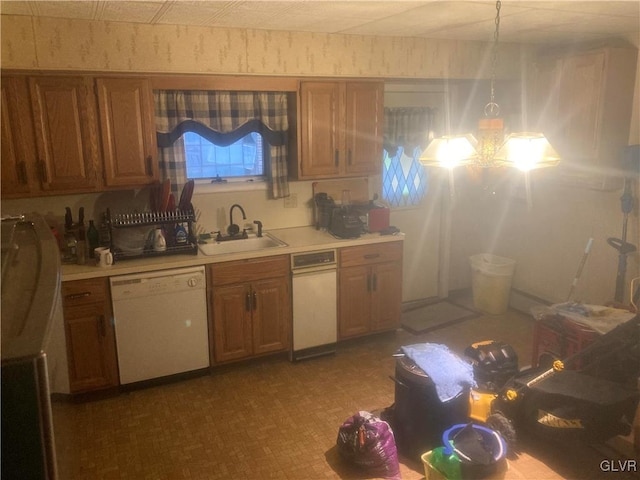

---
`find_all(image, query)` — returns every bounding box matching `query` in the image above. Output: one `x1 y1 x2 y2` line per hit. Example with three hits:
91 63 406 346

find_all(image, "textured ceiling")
1 1 639 45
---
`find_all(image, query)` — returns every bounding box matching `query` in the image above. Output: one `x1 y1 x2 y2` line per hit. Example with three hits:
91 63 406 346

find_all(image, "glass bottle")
87 220 99 258
76 221 87 265
98 212 111 247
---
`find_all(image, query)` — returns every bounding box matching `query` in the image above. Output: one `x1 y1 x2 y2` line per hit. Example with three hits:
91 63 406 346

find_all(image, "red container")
368 207 390 232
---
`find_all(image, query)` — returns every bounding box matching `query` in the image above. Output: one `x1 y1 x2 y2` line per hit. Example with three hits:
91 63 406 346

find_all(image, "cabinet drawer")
62 277 109 307
210 255 290 286
339 242 402 268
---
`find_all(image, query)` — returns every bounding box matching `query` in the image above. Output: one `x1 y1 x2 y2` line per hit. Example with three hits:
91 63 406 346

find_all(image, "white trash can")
469 254 516 315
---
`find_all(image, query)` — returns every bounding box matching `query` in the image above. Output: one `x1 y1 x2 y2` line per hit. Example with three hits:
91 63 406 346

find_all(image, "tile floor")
51 304 636 479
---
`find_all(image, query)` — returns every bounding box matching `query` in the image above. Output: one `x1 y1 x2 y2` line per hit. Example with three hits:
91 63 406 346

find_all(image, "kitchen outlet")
284 194 297 208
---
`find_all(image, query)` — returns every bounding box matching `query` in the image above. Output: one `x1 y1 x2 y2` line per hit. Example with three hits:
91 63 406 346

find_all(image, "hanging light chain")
486 0 501 117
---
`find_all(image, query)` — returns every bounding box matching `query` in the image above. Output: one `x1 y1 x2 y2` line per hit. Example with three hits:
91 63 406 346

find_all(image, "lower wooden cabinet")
338 241 403 339
208 255 291 364
61 277 119 393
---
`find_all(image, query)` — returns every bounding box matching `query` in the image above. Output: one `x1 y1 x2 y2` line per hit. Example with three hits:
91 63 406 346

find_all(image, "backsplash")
0 176 386 245
1 180 317 241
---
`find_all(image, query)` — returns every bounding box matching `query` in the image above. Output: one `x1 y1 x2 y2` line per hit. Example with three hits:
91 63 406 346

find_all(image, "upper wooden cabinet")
96 78 158 187
344 82 384 176
528 46 637 190
1 73 160 198
1 76 37 197
29 76 102 193
296 80 383 179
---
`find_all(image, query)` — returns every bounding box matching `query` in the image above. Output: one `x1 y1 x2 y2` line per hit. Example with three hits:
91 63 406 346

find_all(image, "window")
154 90 290 198
381 106 435 208
184 131 264 181
382 146 429 207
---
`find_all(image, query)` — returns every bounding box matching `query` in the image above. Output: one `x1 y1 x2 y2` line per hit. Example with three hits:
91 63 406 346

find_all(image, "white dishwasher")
291 250 337 361
110 266 209 385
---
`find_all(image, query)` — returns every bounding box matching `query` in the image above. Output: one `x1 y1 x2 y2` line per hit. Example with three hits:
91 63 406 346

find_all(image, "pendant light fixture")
419 0 560 201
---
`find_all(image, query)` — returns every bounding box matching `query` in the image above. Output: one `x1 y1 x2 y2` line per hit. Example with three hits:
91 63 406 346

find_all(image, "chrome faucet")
228 204 247 236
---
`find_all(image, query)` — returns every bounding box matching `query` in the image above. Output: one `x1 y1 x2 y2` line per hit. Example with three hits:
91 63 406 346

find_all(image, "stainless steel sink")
198 232 288 256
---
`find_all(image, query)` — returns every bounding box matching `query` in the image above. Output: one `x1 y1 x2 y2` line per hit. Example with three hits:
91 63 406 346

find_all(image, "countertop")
61 226 404 282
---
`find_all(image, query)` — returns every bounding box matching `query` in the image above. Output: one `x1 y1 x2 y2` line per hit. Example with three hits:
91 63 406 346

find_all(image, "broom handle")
566 238 593 302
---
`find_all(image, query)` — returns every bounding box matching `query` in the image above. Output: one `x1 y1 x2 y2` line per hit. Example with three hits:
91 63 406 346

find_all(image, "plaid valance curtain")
383 107 436 157
154 90 290 199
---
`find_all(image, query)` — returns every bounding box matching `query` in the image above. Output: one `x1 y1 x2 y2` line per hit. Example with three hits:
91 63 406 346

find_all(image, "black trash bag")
336 411 401 479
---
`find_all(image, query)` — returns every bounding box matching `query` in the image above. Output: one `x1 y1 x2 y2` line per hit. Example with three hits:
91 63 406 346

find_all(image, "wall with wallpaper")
1 14 526 78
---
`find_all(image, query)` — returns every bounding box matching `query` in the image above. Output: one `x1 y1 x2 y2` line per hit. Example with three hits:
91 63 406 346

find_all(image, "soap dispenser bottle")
152 228 167 252
175 224 188 245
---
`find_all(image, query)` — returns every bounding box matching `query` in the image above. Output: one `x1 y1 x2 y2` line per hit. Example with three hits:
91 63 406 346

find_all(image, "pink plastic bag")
336 411 401 479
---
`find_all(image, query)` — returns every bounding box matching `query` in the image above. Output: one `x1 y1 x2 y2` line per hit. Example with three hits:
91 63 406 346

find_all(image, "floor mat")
401 301 479 334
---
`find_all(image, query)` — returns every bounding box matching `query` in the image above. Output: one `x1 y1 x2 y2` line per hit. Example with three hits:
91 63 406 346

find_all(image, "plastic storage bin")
421 450 446 480
422 424 509 480
469 254 516 315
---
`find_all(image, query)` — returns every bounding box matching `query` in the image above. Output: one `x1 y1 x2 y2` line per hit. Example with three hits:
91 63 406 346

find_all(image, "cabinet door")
529 47 636 189
371 262 403 332
529 57 561 134
1 77 35 197
555 51 605 161
96 78 158 187
344 82 383 176
29 76 101 192
212 284 253 363
299 82 342 178
252 277 290 355
338 265 371 339
64 303 118 393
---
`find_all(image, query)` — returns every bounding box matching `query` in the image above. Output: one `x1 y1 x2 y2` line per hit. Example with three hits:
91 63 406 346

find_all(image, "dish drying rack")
106 207 198 261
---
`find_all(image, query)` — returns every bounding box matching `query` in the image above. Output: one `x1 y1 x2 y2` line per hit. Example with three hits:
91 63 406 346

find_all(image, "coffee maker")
329 207 362 238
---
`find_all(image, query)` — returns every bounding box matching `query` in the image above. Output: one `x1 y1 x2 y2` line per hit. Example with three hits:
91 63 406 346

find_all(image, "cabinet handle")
145 155 153 176
98 315 106 337
18 161 28 184
38 160 49 183
364 253 380 260
367 273 372 292
373 273 377 291
66 291 91 301
348 149 352 165
334 149 339 167
252 291 257 311
245 292 252 312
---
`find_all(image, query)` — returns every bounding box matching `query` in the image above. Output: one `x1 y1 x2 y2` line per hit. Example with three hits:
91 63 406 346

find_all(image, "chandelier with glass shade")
419 1 560 202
